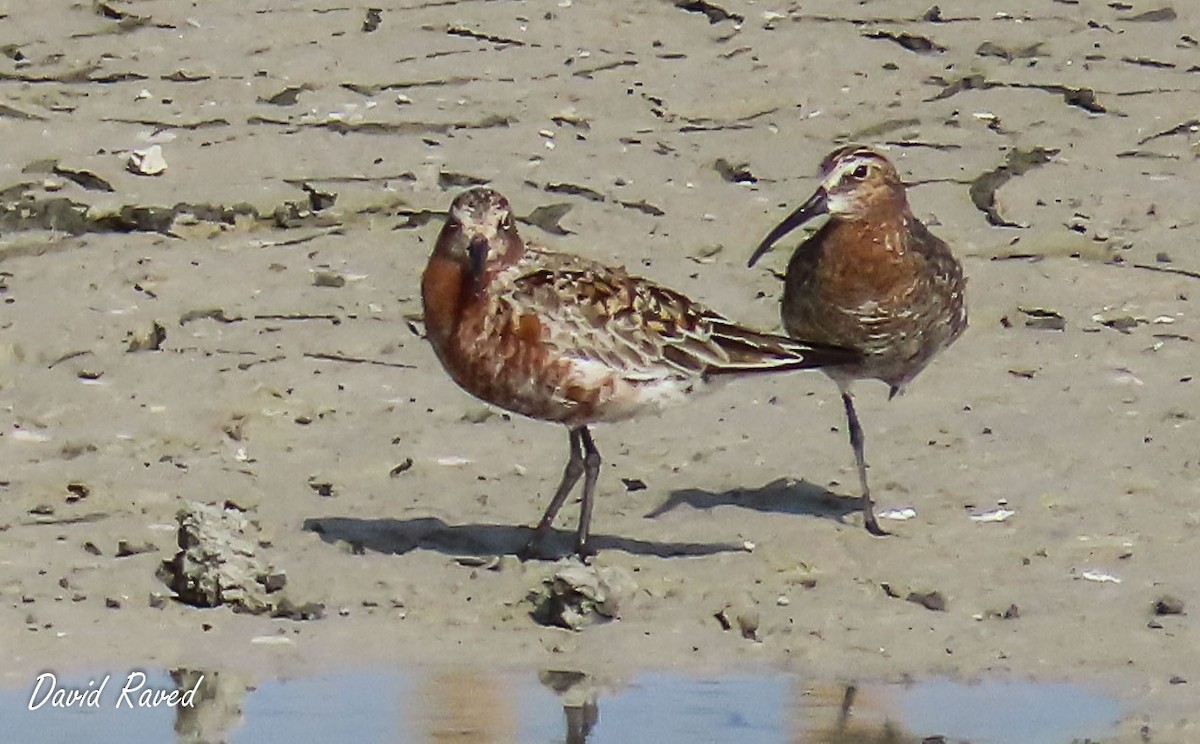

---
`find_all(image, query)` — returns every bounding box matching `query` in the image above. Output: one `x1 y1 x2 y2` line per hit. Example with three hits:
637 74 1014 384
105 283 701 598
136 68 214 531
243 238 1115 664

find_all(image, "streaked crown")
817 145 907 217
449 187 513 235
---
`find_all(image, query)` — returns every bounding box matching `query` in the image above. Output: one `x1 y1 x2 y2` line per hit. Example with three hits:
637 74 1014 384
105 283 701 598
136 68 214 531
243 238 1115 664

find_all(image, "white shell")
11 427 51 443
970 508 1016 523
878 507 917 521
127 145 168 176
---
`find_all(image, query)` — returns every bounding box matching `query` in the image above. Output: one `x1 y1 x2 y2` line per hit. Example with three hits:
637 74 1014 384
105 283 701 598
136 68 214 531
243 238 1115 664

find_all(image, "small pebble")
906 590 947 612
312 271 346 288
389 458 414 477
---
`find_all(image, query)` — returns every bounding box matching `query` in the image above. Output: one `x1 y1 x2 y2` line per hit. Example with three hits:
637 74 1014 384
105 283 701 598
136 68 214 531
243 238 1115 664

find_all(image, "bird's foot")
863 514 891 537
573 540 597 563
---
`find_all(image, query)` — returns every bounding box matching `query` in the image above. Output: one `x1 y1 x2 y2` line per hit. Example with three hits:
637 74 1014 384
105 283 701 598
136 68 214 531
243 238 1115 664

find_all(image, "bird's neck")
843 194 915 252
864 189 912 224
422 233 526 347
421 255 471 349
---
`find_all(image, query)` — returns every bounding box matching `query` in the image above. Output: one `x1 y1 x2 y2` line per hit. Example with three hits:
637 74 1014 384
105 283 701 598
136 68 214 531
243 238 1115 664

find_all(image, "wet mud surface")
1 1 1198 740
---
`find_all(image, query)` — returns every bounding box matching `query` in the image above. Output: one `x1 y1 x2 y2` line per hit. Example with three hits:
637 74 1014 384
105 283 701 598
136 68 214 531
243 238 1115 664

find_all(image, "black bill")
467 235 489 293
747 186 829 268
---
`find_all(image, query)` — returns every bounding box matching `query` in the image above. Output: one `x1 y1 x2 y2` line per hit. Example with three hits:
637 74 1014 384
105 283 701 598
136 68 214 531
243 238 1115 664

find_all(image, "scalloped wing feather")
496 248 833 383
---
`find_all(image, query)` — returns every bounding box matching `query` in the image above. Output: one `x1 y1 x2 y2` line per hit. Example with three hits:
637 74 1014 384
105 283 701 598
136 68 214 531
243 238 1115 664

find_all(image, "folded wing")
501 249 858 383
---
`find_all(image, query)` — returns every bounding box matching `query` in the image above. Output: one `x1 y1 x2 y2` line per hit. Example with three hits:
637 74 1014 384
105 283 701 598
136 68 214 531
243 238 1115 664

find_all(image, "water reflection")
539 670 600 744
793 683 922 743
171 670 246 744
417 669 517 743
1 666 1122 744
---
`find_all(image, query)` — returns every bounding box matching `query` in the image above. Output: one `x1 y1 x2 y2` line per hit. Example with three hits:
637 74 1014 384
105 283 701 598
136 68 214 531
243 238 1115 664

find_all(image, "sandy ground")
1 0 1199 740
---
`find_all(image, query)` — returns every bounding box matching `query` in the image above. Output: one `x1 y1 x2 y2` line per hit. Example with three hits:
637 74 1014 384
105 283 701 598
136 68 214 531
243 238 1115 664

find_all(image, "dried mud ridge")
1 1 1192 254
0 148 1106 258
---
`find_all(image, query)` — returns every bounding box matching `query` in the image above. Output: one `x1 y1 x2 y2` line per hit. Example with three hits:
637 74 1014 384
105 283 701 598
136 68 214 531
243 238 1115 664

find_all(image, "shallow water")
4 667 1122 743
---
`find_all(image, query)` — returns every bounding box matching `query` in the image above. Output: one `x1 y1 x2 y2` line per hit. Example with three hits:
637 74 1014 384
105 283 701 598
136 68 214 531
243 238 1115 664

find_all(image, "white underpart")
625 376 694 415
562 358 697 421
566 358 619 388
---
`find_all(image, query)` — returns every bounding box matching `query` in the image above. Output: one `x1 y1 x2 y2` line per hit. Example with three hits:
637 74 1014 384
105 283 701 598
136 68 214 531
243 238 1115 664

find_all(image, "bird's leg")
574 427 602 559
520 427 585 560
842 391 888 536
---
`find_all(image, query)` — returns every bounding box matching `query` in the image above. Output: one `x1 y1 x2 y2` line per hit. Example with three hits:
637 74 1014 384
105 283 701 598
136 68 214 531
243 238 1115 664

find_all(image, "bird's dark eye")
852 164 869 179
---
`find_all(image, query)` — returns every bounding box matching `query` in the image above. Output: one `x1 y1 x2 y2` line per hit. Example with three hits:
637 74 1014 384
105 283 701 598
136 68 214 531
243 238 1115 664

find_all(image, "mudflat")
1 1 1196 740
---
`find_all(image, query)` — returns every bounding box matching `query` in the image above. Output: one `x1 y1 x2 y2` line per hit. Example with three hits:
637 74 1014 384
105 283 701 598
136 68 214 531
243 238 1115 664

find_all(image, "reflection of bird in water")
539 669 607 744
788 682 926 743
171 669 248 744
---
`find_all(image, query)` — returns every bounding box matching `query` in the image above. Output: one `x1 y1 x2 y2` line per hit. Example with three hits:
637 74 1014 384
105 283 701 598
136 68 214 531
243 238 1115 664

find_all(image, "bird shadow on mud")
301 516 743 559
649 477 859 524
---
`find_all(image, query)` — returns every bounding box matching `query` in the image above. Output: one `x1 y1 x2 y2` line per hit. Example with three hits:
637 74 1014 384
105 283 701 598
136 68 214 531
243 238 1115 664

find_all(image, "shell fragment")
878 507 917 521
127 145 168 176
970 508 1016 523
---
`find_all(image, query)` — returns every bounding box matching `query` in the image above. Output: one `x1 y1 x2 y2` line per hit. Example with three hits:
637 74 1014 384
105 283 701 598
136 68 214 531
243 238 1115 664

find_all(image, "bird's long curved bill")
468 236 489 293
746 186 829 268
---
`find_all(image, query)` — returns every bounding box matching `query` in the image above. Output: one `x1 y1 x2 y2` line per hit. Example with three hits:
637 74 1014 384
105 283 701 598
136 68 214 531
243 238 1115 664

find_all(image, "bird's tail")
706 320 859 376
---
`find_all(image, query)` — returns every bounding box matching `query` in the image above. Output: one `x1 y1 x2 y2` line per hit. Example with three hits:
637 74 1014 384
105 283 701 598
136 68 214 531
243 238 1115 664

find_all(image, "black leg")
565 698 598 744
520 427 585 559
574 427 602 559
842 392 888 536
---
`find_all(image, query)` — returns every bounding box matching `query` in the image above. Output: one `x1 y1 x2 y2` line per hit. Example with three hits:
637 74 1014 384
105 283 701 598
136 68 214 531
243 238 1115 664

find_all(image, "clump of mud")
158 502 322 620
527 563 637 630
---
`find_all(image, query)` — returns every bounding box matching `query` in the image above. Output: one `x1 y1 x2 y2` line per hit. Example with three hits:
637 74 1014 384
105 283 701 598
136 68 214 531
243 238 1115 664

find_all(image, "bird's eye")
852 164 869 179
